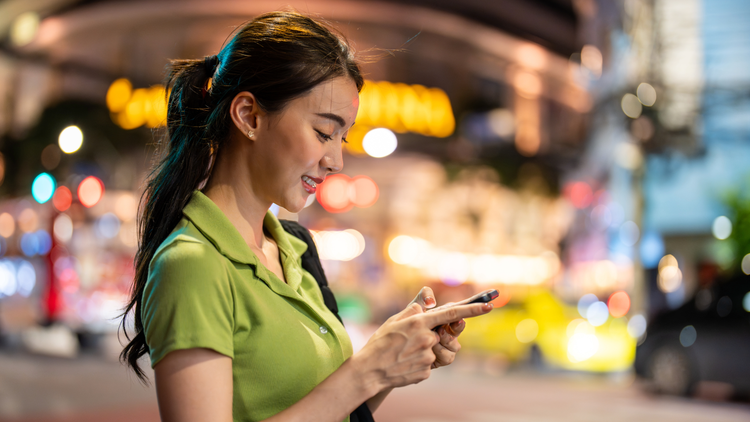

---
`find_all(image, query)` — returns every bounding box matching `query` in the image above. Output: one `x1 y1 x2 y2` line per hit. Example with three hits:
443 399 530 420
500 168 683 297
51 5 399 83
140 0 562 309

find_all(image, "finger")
424 302 493 328
446 319 466 337
397 302 426 320
410 286 436 310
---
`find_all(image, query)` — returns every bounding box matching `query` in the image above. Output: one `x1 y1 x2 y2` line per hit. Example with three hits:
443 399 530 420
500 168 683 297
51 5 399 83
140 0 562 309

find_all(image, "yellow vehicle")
460 289 636 372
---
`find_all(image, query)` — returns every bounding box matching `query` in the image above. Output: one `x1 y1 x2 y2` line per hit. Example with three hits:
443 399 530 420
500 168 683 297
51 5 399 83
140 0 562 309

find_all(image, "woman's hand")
352 288 492 394
408 287 466 369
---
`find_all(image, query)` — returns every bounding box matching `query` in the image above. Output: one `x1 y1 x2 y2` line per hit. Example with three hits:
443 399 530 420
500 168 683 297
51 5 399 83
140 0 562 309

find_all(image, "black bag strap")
279 219 341 323
279 219 375 422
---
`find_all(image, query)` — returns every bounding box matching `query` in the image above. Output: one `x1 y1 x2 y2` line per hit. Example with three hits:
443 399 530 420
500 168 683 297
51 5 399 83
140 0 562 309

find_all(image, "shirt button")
319 326 328 334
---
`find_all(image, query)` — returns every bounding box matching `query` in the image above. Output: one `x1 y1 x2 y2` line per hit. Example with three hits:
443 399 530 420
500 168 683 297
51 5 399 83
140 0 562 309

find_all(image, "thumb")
410 286 437 310
397 302 425 319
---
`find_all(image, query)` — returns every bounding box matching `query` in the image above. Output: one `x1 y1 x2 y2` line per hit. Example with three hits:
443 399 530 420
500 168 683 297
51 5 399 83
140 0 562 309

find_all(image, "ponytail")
119 10 364 382
119 55 218 382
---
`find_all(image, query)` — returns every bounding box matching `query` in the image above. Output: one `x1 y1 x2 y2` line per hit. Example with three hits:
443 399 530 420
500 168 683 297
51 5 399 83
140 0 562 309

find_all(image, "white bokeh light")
58 126 84 154
712 216 732 240
362 128 397 158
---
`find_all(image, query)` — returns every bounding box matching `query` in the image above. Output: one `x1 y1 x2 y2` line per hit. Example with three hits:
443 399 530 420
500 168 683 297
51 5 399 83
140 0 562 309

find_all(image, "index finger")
423 302 493 329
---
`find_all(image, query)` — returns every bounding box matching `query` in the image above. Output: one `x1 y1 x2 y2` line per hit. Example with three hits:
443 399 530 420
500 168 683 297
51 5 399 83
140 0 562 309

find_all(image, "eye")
315 129 333 142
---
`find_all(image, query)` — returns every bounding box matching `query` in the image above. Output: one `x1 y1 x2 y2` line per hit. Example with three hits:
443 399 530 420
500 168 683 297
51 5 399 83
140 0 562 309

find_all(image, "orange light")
316 174 380 213
52 186 72 212
317 174 352 213
78 176 104 208
349 176 379 208
608 291 631 318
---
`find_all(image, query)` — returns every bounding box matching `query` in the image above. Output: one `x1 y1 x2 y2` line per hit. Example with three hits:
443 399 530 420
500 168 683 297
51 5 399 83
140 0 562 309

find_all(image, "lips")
301 175 322 194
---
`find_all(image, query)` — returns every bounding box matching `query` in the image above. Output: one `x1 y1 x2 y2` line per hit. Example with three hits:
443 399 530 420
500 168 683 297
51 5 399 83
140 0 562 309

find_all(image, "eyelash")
315 129 349 144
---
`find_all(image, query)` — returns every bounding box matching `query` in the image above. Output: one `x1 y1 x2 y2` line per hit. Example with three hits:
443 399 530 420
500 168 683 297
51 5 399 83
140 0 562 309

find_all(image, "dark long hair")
120 11 364 381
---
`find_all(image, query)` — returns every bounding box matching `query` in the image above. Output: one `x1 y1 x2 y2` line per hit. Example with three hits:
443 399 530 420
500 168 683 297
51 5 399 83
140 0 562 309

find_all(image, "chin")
279 198 307 214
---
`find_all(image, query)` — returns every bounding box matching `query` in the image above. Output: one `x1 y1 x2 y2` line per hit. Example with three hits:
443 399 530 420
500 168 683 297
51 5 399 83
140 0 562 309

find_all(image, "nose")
322 142 344 174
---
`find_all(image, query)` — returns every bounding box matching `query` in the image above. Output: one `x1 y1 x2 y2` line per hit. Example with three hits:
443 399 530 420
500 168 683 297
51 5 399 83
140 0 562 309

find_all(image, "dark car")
634 274 750 396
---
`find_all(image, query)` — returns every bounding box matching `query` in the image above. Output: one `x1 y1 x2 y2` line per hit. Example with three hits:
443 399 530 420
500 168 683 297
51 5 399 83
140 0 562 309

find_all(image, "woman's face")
249 76 359 213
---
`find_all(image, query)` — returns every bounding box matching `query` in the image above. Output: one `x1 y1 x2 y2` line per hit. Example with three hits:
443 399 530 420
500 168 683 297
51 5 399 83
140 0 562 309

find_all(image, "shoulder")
150 219 226 275
145 218 231 299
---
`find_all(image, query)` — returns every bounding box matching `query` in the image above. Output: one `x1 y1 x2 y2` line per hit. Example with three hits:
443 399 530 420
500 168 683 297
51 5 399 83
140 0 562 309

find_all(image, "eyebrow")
315 112 346 128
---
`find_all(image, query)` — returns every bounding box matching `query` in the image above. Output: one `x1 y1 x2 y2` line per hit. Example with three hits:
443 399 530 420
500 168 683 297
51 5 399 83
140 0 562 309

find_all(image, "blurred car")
460 289 636 372
634 274 750 396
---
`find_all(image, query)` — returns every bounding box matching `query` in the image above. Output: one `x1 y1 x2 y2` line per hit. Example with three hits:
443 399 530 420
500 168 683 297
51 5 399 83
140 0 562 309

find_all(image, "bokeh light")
17 208 38 233
0 213 15 238
742 253 750 275
16 260 36 297
362 128 397 158
568 331 599 362
586 301 609 326
636 82 657 106
679 325 697 347
564 181 593 209
53 214 74 243
114 193 138 222
317 174 352 213
32 173 56 204
712 215 732 240
0 261 17 297
657 254 682 293
577 294 598 318
608 291 631 318
743 292 750 312
106 78 133 113
20 233 39 257
621 93 643 119
311 229 366 261
53 186 73 212
627 314 647 338
640 231 665 268
58 126 83 154
614 142 642 170
388 235 425 265
581 45 603 76
78 176 104 208
96 213 121 239
10 12 39 47
619 221 640 246
349 176 379 208
515 319 539 343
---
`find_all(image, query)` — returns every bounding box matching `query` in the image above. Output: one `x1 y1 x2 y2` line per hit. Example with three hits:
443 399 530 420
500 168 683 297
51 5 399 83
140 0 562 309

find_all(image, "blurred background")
0 0 749 421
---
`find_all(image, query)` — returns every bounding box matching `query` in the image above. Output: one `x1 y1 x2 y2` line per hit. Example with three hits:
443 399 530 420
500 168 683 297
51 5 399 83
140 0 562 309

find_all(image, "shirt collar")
182 191 309 285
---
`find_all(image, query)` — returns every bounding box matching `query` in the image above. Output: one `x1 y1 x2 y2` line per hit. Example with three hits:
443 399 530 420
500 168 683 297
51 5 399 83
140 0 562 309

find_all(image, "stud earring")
247 129 254 139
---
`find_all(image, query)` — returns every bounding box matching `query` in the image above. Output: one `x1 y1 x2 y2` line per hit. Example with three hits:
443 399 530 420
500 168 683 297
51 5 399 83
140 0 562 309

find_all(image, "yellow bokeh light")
621 93 643 119
10 12 39 47
106 78 133 113
356 80 455 138
637 82 657 106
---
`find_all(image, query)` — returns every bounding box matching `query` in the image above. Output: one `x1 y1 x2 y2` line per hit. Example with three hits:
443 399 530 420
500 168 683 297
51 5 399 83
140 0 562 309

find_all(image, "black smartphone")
465 289 499 304
431 289 499 331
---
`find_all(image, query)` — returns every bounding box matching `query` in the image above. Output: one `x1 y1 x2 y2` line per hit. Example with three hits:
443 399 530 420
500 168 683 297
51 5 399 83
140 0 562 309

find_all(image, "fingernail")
483 303 494 311
425 297 436 308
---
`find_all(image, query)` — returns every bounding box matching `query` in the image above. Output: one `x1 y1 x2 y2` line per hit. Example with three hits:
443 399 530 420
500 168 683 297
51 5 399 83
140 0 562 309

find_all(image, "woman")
120 11 493 422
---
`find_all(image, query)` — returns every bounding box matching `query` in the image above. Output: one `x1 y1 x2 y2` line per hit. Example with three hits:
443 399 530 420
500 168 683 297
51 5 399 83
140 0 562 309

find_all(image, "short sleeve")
142 237 235 367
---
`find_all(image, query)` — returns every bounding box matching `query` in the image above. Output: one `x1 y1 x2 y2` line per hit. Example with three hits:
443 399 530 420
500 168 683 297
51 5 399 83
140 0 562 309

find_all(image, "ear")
229 91 263 138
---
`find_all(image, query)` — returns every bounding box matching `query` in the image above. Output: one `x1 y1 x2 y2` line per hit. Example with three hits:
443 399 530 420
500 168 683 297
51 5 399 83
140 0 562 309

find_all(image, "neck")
202 146 270 250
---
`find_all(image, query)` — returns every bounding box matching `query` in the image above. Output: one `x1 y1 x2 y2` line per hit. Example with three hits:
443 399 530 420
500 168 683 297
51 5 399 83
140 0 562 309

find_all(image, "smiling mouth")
302 175 318 193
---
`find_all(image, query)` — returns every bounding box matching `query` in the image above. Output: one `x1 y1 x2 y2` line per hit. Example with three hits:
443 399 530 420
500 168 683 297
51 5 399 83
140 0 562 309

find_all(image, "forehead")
295 77 359 122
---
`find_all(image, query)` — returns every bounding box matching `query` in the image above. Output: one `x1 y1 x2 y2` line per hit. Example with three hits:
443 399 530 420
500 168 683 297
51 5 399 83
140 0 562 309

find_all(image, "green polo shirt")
142 191 353 422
